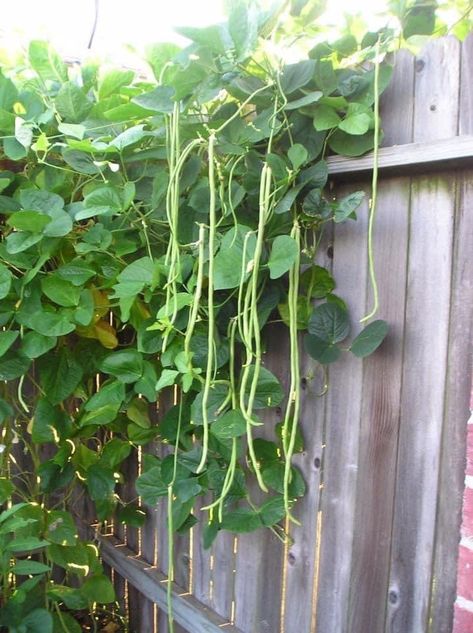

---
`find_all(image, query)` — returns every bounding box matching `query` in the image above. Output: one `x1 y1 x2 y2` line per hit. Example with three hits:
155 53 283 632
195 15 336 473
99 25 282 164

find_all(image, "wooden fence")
83 35 473 633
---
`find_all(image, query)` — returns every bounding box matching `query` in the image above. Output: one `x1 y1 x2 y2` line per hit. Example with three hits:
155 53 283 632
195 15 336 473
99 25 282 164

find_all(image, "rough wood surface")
326 135 473 177
347 177 410 633
385 36 460 633
428 171 473 633
314 186 369 633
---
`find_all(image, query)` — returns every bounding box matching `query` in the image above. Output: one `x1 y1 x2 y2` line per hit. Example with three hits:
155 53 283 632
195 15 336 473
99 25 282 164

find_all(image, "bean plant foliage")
0 0 451 629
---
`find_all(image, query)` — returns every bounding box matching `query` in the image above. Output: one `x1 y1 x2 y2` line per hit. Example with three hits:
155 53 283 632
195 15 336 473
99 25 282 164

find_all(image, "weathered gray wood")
98 534 244 633
192 497 212 607
385 36 460 633
380 49 415 146
315 187 369 633
283 228 333 633
459 33 473 135
233 326 287 633
326 135 473 177
428 171 473 633
347 177 410 633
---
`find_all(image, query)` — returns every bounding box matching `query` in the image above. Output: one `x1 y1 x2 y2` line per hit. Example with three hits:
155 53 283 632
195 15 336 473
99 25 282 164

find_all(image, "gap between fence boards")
326 134 473 177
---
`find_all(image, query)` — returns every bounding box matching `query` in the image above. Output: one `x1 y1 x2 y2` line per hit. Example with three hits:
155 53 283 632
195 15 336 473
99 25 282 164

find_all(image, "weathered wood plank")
380 49 415 146
347 177 410 633
385 35 460 633
315 187 369 633
283 228 333 633
210 525 236 619
428 171 473 633
428 38 473 632
97 534 244 633
459 33 473 136
326 135 473 177
233 326 287 633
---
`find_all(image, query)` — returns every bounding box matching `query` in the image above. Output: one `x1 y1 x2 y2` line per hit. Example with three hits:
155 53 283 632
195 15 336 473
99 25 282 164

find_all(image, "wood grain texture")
314 187 369 633
347 177 410 633
428 171 473 633
385 175 455 633
98 534 244 633
428 37 473 632
380 49 415 146
326 135 473 177
233 326 287 633
459 33 473 136
385 36 460 633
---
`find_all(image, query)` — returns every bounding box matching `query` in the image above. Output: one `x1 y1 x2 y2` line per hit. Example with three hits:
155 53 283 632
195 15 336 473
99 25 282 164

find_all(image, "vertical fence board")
429 37 473 632
315 189 369 633
380 49 415 146
385 36 460 633
347 177 410 633
429 171 473 633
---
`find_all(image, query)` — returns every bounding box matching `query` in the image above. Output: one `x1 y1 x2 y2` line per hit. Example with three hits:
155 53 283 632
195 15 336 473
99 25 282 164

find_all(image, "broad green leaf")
403 2 436 38
304 334 341 364
98 68 134 99
20 332 57 359
350 319 389 357
0 399 14 424
8 537 49 552
156 369 179 391
221 507 263 533
313 104 342 131
29 40 68 83
211 409 247 440
117 504 146 527
86 464 115 501
334 190 365 223
0 352 31 381
101 438 131 469
22 608 53 633
80 404 120 427
57 260 96 286
136 465 167 505
259 496 286 526
85 381 125 411
244 366 284 409
38 348 83 405
19 189 64 214
82 574 115 604
46 510 77 545
27 311 75 337
0 477 14 503
48 586 88 611
55 82 92 123
228 1 259 60
6 231 42 254
110 124 146 151
145 42 180 81
58 122 86 139
132 86 175 113
288 143 308 170
284 90 323 110
268 235 298 279
308 302 350 343
0 330 19 357
0 70 18 110
300 265 335 298
33 399 70 443
84 184 123 213
214 225 256 290
62 149 102 174
100 350 144 383
280 60 316 95
7 210 51 232
15 117 33 149
328 129 376 157
338 110 372 135
191 383 230 425
41 276 82 307
274 184 303 214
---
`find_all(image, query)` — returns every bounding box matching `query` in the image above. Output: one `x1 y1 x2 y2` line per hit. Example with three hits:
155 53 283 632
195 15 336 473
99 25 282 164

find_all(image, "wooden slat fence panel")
66 36 473 633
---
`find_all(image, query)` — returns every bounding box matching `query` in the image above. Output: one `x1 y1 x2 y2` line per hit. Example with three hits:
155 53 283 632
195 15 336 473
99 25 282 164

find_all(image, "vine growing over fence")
0 0 459 630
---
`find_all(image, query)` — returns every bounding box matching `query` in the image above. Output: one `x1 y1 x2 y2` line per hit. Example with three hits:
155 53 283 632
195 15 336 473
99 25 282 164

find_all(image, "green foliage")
1 0 458 628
